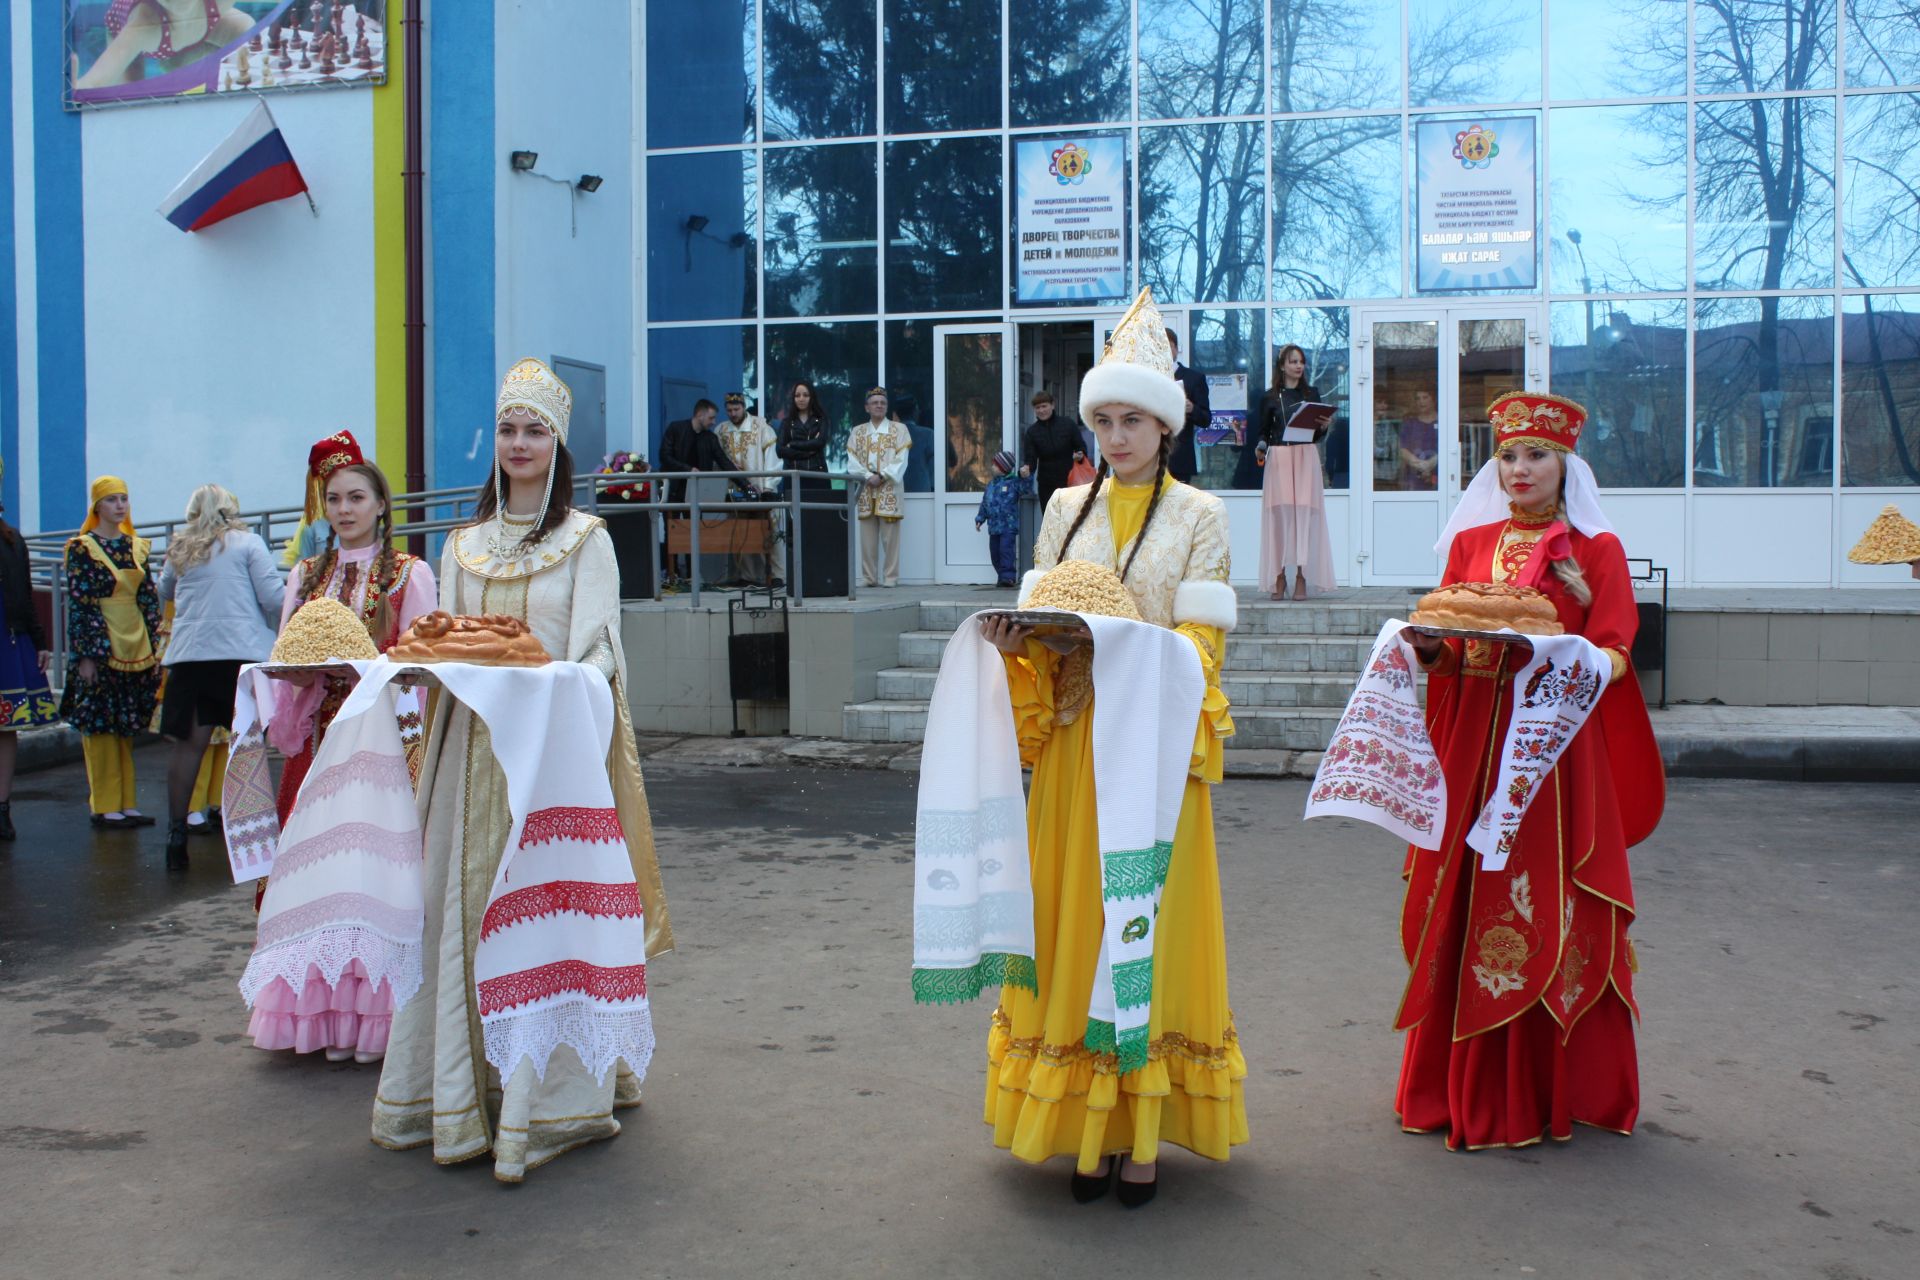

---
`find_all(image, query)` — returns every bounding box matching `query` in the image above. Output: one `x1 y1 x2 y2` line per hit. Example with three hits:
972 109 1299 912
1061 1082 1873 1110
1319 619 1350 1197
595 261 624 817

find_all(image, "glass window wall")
1693 294 1835 486
1694 0 1835 94
1842 94 1920 289
1549 105 1687 294
1010 0 1130 126
764 0 876 141
646 0 756 148
1271 0 1399 112
647 152 758 323
1547 0 1686 100
648 326 758 453
885 0 1002 134
1409 0 1539 106
764 144 879 318
1141 123 1266 304
1273 118 1400 300
1841 294 1920 486
1848 0 1920 87
886 137 1003 312
1139 0 1264 120
1692 96 1835 291
1188 308 1262 490
1550 299 1687 487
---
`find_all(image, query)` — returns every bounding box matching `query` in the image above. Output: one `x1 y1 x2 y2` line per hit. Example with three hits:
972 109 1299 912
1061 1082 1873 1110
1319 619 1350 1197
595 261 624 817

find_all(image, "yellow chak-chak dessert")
388 611 552 667
1846 504 1920 565
1411 582 1565 635
1024 558 1143 622
271 598 380 665
1022 560 1141 724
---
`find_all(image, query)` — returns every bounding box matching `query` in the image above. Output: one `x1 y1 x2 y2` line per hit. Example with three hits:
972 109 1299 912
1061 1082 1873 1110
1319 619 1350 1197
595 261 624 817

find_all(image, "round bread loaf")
1411 582 1564 635
1026 559 1142 621
388 611 552 666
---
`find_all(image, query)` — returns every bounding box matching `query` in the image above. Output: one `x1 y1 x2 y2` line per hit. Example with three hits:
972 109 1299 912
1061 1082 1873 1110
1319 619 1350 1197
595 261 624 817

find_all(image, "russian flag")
159 102 311 233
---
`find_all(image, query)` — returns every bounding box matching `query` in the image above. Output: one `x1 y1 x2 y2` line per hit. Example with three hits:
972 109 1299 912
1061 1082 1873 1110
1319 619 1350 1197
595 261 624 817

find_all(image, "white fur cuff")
1016 569 1045 606
1174 579 1238 631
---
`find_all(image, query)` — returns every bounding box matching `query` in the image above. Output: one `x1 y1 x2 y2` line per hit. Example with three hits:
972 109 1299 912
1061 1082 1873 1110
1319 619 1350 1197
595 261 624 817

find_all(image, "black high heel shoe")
1115 1157 1158 1208
0 801 14 842
1070 1157 1116 1203
165 821 190 870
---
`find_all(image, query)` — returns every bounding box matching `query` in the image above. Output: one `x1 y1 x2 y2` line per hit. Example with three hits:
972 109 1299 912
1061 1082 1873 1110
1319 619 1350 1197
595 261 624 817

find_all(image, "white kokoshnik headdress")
492 357 575 558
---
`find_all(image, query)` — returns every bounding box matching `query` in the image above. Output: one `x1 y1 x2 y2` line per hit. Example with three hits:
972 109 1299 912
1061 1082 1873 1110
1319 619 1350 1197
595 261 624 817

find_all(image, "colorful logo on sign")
1453 124 1500 170
1050 143 1092 185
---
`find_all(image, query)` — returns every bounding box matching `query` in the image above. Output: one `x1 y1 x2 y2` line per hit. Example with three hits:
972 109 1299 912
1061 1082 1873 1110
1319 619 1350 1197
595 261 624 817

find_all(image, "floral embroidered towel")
1303 620 1447 845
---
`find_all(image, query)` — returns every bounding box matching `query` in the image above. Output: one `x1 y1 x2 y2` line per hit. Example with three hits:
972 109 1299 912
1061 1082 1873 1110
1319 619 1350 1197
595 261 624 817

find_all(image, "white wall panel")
1691 493 1834 584
82 92 376 524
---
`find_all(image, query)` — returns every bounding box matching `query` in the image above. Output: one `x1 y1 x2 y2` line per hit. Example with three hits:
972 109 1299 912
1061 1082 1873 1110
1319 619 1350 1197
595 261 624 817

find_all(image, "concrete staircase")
843 595 1406 750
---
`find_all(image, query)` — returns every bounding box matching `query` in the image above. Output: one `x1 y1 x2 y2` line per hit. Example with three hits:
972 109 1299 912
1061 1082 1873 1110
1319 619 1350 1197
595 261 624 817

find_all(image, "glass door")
932 323 1014 584
1352 307 1541 585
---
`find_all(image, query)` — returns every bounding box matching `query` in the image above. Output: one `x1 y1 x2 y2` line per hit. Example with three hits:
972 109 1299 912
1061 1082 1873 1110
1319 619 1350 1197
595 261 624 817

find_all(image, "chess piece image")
354 14 374 69
318 31 337 76
235 45 252 88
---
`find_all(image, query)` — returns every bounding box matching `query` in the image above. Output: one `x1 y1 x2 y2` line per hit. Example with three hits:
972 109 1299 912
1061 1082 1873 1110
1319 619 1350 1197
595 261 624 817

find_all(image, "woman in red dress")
1398 392 1665 1150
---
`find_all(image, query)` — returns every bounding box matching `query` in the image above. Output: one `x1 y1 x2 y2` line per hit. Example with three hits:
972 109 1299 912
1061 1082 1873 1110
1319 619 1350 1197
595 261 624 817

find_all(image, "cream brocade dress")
371 510 673 1183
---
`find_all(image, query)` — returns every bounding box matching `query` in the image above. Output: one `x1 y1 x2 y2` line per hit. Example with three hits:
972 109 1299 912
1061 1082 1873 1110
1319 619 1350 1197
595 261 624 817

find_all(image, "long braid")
368 513 398 645
297 531 339 602
1119 435 1172 582
1058 458 1109 561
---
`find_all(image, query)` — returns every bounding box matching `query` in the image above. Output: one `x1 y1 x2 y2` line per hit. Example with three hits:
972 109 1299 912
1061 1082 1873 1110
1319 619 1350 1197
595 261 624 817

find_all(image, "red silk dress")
1395 508 1665 1150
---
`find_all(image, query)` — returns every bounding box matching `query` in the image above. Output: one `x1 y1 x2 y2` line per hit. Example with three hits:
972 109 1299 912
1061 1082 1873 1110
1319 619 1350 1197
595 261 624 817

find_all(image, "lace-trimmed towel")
1305 619 1612 870
240 659 655 1087
912 612 1203 1075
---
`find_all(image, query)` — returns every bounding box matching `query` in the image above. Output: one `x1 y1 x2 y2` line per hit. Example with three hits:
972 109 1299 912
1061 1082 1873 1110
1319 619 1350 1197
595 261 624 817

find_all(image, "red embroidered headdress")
1487 392 1586 454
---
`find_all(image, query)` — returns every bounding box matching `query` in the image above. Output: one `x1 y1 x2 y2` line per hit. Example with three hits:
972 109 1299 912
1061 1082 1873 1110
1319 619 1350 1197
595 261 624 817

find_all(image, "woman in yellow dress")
969 291 1247 1205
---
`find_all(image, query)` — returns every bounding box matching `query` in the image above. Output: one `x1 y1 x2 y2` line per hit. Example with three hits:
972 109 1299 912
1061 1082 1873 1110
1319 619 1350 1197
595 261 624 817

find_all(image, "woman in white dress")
370 358 674 1182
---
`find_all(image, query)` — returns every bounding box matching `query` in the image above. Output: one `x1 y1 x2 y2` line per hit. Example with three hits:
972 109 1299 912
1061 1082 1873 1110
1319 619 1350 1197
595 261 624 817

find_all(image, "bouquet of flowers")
599 450 651 503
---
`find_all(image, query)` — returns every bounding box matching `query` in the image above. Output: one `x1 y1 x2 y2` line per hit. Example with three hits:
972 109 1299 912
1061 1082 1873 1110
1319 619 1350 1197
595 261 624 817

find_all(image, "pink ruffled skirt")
247 961 394 1057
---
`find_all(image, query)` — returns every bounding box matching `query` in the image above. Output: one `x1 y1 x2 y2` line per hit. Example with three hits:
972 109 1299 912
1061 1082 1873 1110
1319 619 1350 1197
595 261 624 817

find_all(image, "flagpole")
252 91 320 217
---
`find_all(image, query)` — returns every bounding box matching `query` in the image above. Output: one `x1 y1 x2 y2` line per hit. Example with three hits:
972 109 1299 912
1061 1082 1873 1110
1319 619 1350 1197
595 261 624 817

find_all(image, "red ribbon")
1513 521 1571 590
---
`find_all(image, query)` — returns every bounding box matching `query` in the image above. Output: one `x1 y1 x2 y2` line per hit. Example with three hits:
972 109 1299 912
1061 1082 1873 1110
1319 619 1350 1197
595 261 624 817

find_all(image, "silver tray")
1408 623 1553 643
981 609 1093 632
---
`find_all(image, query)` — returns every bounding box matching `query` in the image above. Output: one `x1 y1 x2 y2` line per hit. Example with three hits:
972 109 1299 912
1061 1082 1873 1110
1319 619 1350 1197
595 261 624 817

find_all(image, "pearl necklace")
488 510 540 563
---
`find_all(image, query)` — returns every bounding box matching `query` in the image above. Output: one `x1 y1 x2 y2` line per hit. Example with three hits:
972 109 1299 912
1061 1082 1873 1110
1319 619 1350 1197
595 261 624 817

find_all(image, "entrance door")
932 323 1015 583
1353 307 1542 584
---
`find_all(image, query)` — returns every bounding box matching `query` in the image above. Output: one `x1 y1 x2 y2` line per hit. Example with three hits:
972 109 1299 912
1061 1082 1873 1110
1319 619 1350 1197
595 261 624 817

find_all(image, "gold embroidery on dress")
1471 923 1531 998
990 1007 1242 1072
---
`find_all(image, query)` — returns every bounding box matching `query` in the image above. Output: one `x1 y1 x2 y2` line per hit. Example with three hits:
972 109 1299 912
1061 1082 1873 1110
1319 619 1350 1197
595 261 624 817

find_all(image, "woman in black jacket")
775 381 832 484
0 500 60 839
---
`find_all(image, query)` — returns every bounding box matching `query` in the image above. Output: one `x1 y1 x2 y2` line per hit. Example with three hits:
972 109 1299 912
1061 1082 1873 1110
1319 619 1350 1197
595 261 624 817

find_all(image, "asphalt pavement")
1 753 1916 1280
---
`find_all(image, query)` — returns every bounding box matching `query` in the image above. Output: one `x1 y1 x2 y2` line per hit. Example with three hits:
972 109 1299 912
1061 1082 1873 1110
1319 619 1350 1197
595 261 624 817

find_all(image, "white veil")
1435 451 1613 559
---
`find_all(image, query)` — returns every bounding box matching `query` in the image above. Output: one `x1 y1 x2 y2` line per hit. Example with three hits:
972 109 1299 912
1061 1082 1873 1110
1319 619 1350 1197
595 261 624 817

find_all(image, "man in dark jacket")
1020 391 1081 508
660 399 750 586
1166 328 1211 483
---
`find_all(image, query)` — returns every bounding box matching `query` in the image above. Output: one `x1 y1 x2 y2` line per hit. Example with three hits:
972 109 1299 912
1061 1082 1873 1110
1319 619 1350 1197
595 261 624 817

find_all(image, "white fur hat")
1079 287 1189 434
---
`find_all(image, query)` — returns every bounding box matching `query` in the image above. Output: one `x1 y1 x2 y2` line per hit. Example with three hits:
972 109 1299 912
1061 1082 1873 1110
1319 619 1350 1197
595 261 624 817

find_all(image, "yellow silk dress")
986 477 1249 1172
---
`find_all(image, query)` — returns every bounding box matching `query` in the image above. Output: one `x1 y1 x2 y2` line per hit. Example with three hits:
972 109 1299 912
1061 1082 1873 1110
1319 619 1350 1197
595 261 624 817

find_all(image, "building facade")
642 0 1920 587
4 2 1918 590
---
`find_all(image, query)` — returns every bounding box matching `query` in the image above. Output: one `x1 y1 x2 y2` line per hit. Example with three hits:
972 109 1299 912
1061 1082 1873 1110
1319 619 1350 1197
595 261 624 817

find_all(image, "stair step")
896 629 1380 671
844 697 1345 750
916 598 1405 636
875 666 1357 707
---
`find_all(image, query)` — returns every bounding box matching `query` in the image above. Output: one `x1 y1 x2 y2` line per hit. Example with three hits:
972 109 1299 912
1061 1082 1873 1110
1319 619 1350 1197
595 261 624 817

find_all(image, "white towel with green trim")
1082 614 1204 1072
912 614 1036 1004
912 611 1204 1077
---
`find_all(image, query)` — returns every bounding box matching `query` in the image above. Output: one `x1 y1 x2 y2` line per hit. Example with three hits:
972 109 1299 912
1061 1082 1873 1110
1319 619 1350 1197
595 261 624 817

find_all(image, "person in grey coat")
155 484 283 867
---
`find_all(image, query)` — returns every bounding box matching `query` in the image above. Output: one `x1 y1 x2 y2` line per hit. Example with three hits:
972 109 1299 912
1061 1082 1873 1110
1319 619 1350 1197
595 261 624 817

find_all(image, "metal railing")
23 468 863 687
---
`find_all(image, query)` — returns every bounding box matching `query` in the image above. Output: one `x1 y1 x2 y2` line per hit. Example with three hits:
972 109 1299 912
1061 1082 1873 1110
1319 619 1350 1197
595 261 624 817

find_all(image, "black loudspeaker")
601 509 656 600
790 507 849 597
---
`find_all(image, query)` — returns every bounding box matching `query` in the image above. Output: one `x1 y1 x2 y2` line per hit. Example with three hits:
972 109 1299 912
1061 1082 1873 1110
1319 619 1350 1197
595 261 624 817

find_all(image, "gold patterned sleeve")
1606 645 1631 684
1032 488 1068 571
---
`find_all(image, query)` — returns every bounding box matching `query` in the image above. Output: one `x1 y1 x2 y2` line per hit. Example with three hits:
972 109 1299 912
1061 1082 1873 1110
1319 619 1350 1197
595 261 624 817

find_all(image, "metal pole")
790 473 805 602
651 507 664 602
846 485 859 601
689 482 703 607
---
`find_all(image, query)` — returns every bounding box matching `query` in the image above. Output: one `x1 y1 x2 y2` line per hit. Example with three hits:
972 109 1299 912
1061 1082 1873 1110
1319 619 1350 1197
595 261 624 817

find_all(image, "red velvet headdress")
1487 392 1586 454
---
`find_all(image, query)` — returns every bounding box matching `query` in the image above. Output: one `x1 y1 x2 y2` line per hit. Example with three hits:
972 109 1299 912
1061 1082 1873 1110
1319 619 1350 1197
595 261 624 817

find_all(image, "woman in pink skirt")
1255 345 1336 600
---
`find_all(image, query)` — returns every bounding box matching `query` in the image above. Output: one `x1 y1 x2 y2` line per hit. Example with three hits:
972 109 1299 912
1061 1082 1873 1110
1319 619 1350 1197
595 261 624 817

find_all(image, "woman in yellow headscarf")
59 477 163 829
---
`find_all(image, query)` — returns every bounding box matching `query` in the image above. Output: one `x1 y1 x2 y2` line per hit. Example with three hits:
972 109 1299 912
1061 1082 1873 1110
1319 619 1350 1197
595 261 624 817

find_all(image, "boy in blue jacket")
974 449 1032 588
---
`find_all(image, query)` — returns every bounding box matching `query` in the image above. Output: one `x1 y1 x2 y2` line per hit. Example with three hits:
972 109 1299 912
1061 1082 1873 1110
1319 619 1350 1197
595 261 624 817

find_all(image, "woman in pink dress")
248 460 437 1063
1255 344 1336 600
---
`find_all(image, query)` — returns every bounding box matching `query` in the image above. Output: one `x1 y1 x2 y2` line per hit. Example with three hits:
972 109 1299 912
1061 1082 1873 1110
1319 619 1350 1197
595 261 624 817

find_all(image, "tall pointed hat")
1079 287 1188 434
